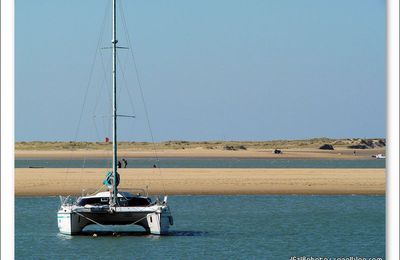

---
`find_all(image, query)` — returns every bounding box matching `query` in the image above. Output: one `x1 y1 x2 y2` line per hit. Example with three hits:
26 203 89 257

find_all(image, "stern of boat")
147 197 173 235
57 206 81 235
57 196 88 235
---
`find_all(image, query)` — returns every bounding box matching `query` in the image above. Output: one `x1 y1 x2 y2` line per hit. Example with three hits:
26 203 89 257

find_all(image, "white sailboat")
57 0 173 235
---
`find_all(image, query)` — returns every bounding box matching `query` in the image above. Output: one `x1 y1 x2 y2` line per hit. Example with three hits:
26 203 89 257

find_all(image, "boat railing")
80 187 149 197
119 187 148 197
59 195 76 206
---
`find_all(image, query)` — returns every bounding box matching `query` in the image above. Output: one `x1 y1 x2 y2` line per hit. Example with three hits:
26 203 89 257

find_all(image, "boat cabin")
76 192 152 207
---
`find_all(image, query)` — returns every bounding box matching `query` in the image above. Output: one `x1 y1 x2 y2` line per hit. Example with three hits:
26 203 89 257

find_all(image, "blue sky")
15 0 386 141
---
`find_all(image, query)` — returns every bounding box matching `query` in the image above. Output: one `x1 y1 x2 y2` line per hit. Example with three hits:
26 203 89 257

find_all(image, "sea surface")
15 158 385 168
15 195 385 259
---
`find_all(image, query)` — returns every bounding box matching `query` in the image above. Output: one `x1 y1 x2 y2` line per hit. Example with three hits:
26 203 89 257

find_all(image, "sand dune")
15 168 385 196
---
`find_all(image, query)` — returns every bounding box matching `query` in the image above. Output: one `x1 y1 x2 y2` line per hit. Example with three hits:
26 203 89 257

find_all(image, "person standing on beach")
118 160 122 168
122 159 128 168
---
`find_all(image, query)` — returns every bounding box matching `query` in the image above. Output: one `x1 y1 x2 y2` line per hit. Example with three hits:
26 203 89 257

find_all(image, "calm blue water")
15 196 385 259
15 158 385 168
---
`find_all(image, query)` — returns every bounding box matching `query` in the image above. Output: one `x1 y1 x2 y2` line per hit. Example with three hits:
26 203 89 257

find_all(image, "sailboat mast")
111 0 118 205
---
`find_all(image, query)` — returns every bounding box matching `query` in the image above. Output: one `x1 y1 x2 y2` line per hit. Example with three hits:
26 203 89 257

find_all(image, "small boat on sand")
372 154 386 159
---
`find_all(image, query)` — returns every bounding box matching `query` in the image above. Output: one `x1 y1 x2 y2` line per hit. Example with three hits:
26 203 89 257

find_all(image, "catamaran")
57 0 173 235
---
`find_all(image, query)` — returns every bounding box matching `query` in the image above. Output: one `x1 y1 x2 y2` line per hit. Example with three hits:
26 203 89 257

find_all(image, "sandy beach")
15 147 385 160
15 168 385 196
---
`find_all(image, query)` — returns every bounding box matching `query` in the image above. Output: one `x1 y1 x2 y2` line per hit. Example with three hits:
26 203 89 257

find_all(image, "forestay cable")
63 1 111 193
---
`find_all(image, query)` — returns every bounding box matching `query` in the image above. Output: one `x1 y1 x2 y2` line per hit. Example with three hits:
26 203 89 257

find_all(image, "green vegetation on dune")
15 138 386 151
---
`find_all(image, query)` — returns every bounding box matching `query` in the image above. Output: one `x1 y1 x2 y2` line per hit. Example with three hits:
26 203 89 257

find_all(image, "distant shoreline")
15 138 386 160
15 147 385 160
15 138 386 151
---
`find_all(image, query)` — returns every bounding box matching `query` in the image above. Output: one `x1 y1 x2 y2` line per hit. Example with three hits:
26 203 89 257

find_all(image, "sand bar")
15 168 385 196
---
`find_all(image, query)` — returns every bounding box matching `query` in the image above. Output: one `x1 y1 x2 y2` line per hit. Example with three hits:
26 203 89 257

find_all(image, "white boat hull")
58 205 173 235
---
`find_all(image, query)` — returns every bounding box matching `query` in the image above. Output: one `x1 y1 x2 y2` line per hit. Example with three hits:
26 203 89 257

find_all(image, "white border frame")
1 0 399 259
386 0 399 259
1 0 15 258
